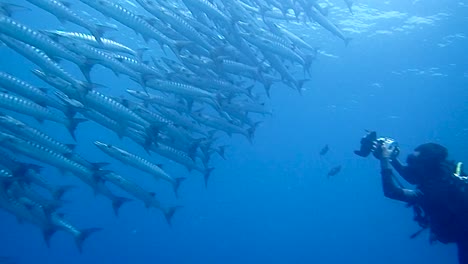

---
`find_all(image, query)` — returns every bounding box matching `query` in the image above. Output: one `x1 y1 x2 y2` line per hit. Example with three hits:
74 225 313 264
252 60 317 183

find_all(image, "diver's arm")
390 158 405 176
381 158 419 203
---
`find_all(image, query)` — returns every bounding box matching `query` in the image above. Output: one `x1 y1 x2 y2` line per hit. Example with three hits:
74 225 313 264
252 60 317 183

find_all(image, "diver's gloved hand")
373 138 399 160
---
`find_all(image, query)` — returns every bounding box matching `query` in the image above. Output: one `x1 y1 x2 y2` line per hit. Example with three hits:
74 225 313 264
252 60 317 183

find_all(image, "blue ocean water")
0 0 467 263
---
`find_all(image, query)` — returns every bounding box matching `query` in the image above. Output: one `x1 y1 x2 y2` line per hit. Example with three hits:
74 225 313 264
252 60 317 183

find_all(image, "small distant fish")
327 165 342 177
320 144 329 156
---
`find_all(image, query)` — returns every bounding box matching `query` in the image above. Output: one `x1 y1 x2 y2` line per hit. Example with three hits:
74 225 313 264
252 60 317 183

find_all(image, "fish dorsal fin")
65 144 76 150
38 87 48 93
156 164 164 169
60 1 72 8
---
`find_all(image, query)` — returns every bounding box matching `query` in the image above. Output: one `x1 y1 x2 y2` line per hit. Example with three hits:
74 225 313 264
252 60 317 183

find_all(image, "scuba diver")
355 131 468 264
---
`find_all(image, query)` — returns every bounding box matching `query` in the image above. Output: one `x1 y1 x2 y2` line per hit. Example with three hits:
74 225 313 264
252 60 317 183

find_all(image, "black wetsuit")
380 158 468 264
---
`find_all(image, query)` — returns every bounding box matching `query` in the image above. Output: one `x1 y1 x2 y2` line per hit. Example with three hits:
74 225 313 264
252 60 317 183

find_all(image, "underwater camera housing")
354 131 399 158
354 131 378 157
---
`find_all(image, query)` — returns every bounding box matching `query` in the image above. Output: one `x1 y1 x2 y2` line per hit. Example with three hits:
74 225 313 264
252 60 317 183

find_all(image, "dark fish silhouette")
327 165 342 177
319 144 329 156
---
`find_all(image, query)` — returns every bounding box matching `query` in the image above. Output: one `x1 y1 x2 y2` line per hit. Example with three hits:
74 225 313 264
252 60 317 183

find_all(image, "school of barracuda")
0 0 352 252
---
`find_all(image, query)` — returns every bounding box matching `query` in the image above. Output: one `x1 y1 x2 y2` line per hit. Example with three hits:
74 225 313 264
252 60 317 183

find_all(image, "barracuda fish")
211 59 275 91
62 41 140 80
239 21 293 48
153 106 206 136
308 6 351 45
179 53 215 69
144 79 219 106
127 105 198 148
81 108 149 145
136 0 212 50
79 0 188 54
0 14 86 66
0 131 87 177
191 111 257 143
50 214 101 253
0 35 90 91
156 134 208 165
113 54 164 79
181 0 231 26
76 88 150 129
7 181 64 212
0 189 57 246
0 91 85 139
178 55 218 79
130 104 172 128
30 69 81 99
149 143 213 186
238 2 297 21
25 0 110 43
42 30 138 57
223 99 273 115
262 51 306 93
0 169 96 251
0 132 131 215
0 113 74 155
0 149 71 200
94 141 185 196
224 0 259 25
126 89 189 113
161 57 194 75
170 73 253 97
241 32 313 73
0 112 100 171
265 21 316 51
0 72 68 113
99 172 179 224
221 107 256 128
33 70 150 128
31 71 153 145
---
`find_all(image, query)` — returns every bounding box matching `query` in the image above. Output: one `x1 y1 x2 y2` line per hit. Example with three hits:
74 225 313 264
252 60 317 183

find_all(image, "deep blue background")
0 0 467 263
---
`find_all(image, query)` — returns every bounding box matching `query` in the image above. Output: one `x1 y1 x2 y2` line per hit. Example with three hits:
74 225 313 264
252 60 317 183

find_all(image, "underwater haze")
0 0 467 264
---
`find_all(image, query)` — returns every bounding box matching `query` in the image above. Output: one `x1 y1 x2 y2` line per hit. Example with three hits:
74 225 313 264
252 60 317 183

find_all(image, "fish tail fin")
173 177 186 197
42 228 57 248
164 206 182 226
188 140 201 161
79 62 94 83
171 41 192 55
246 122 261 144
17 162 43 175
53 90 84 118
216 145 227 160
52 185 75 200
246 85 255 97
202 154 211 168
296 79 309 94
90 162 110 171
136 48 149 60
67 118 87 141
303 55 314 76
92 24 116 44
344 38 352 46
112 196 132 216
147 124 160 146
75 228 102 253
204 167 214 187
